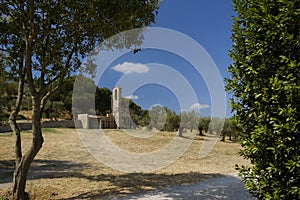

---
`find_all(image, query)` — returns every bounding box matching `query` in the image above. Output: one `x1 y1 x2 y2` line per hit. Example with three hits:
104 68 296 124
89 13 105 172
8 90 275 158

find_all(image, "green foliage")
43 101 65 120
41 75 151 122
16 114 26 121
129 100 150 127
180 110 200 132
227 0 300 199
149 105 167 130
130 104 180 131
0 112 10 122
95 87 112 115
0 77 18 113
41 75 112 118
49 76 76 112
20 87 31 111
71 75 97 115
163 108 180 131
207 118 225 135
198 117 211 133
221 117 241 141
0 112 26 122
0 0 159 113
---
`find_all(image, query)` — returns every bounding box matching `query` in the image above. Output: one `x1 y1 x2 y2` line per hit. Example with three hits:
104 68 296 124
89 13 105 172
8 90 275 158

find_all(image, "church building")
77 87 135 129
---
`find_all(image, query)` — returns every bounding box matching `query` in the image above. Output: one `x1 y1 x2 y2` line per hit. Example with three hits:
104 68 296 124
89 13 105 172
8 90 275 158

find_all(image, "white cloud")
189 103 210 110
112 62 149 74
125 95 138 100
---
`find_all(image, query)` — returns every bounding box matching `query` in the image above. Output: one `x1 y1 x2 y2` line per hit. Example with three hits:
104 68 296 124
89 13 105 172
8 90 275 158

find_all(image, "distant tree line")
0 74 240 140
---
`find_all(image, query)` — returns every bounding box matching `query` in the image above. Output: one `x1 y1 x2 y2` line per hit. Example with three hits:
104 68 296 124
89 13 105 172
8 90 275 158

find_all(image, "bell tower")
112 87 121 128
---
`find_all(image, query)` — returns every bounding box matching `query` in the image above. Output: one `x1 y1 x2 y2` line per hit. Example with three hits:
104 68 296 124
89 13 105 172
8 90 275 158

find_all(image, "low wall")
42 120 77 128
0 122 32 133
0 120 82 133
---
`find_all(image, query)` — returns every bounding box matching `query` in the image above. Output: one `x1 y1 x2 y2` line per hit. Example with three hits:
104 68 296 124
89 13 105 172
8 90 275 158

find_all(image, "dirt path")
117 174 255 200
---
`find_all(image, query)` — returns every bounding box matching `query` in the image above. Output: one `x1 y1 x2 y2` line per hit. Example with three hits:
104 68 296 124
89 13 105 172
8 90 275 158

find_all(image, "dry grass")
0 128 249 199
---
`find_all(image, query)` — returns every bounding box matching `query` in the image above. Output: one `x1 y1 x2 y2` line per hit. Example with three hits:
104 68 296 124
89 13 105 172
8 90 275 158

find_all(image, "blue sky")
95 0 234 117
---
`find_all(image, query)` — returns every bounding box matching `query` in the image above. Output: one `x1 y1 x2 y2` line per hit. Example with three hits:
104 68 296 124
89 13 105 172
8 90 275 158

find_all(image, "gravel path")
116 175 256 200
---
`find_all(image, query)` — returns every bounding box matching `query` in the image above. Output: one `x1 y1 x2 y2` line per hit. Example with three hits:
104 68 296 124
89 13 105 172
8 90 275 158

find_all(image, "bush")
16 114 27 120
227 0 300 199
0 112 9 122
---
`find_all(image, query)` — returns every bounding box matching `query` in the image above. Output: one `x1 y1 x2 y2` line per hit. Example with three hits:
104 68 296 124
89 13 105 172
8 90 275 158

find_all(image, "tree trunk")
178 127 183 137
11 1 45 198
9 74 25 166
12 97 44 200
13 159 30 200
7 68 25 199
221 134 225 142
198 126 205 136
13 132 43 200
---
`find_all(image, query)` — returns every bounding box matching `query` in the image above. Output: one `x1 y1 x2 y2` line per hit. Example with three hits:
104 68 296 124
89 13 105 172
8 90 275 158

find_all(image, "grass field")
0 128 249 199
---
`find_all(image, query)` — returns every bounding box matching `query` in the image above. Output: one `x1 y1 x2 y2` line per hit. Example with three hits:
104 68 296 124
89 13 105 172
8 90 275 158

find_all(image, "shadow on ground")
0 159 223 199
118 175 256 200
61 172 221 200
0 159 86 184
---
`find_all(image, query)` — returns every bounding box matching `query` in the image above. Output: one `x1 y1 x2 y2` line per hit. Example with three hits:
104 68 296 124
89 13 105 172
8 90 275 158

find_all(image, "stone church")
78 87 135 129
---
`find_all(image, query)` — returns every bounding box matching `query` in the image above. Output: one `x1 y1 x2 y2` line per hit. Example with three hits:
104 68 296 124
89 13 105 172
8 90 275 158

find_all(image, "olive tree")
180 110 200 132
0 1 159 199
227 0 300 199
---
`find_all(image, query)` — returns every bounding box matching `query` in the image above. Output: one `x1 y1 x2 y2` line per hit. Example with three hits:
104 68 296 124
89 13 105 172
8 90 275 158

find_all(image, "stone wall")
0 120 81 133
0 122 32 133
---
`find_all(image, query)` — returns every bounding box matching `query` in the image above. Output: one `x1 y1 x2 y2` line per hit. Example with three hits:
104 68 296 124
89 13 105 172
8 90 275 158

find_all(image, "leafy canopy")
0 0 159 99
227 0 300 199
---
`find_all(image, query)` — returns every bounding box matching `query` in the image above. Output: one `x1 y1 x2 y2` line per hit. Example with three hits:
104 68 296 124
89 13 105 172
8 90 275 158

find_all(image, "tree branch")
25 0 36 97
40 45 76 113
